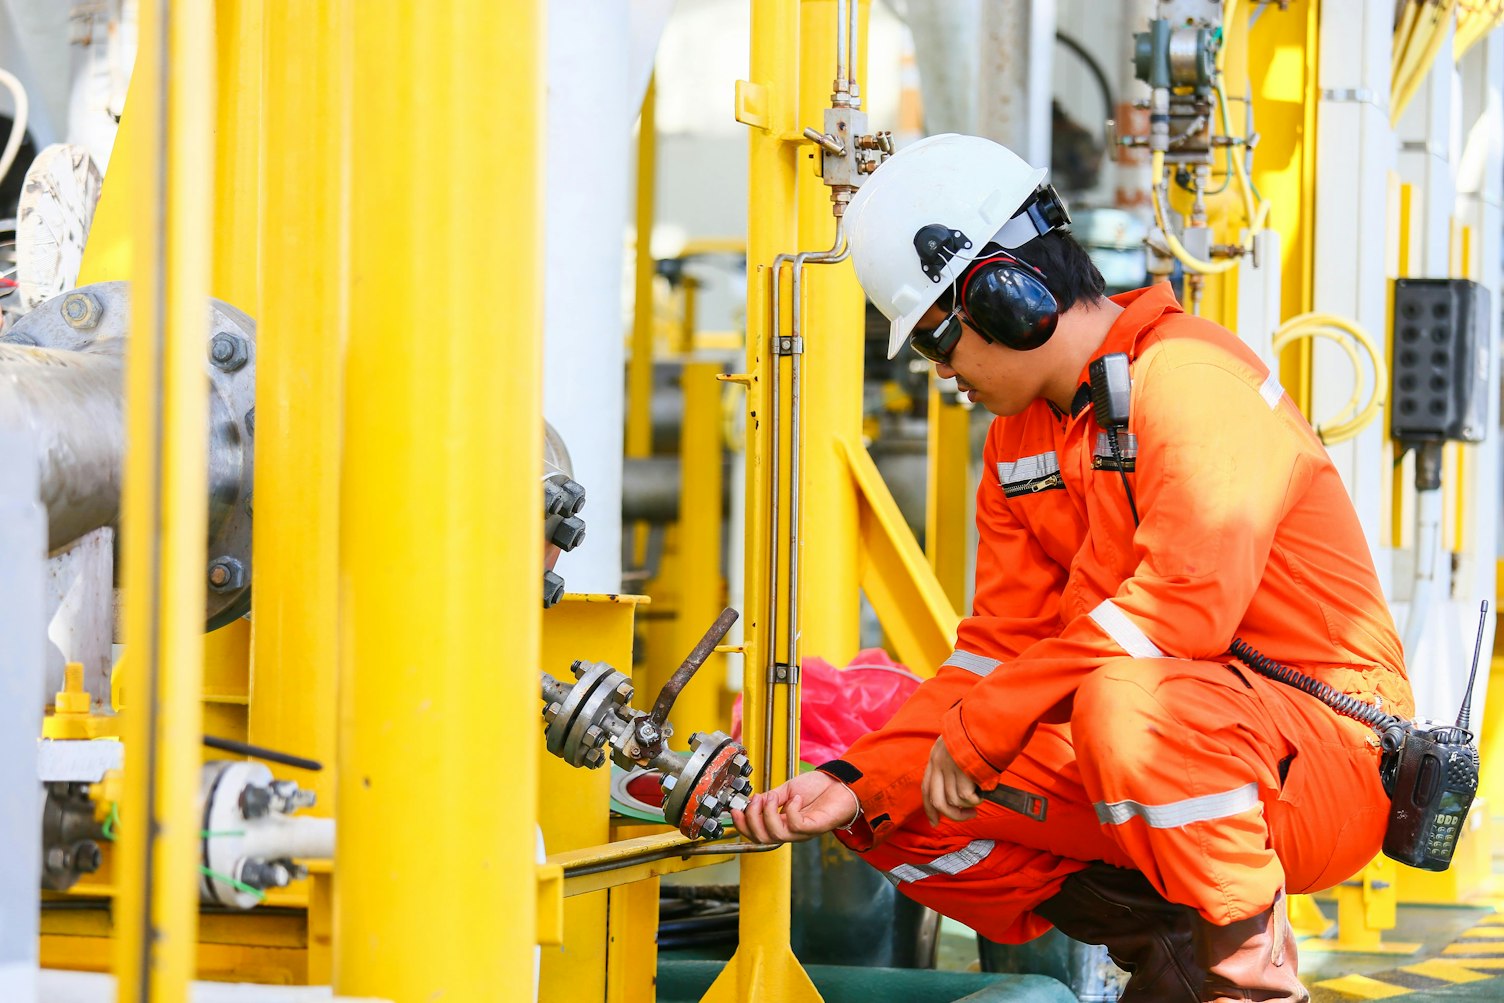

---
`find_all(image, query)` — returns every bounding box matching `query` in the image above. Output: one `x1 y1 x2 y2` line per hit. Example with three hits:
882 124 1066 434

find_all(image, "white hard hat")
845 134 1049 358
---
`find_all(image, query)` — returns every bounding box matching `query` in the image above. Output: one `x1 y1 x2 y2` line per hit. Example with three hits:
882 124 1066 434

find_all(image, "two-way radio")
1229 601 1486 871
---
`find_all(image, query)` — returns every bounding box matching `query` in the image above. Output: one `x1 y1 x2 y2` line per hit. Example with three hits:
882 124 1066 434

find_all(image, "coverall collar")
1073 282 1183 389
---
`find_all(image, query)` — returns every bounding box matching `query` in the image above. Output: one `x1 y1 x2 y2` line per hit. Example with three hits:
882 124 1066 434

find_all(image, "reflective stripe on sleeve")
943 649 1001 676
1259 373 1284 409
1095 782 1260 828
885 839 996 884
1088 599 1165 659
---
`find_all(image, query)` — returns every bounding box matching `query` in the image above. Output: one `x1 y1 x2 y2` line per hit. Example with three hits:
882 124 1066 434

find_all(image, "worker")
731 134 1413 1003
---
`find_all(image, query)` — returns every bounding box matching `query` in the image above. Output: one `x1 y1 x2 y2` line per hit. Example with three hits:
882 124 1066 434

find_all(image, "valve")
538 608 752 839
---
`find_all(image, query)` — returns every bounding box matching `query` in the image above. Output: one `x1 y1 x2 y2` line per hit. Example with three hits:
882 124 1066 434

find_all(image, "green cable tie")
101 804 119 841
197 864 265 900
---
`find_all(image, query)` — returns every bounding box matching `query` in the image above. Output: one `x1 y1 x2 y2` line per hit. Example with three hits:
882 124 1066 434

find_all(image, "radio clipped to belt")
1229 603 1487 872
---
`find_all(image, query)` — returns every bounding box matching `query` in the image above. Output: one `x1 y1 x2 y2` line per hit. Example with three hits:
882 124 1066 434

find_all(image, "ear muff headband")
957 250 1059 352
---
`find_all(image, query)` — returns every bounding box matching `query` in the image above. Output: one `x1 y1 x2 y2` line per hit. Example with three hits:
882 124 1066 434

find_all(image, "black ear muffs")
957 251 1059 351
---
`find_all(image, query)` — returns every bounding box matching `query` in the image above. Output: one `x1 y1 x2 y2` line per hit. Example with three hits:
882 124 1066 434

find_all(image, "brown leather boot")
1032 863 1205 1002
1193 892 1309 1002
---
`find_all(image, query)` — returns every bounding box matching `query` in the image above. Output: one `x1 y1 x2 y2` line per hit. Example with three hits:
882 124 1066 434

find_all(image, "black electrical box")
1390 278 1491 444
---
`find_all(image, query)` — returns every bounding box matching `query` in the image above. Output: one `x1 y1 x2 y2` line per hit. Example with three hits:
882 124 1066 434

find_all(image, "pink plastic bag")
731 648 922 767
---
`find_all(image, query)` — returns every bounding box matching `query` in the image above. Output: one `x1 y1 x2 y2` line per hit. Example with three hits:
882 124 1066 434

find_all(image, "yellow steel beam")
538 594 644 1002
112 0 216 997
709 0 818 997
333 1 543 999
606 878 661 1003
925 378 970 613
212 0 262 306
251 0 346 813
1249 0 1321 410
627 76 658 569
792 0 865 668
843 436 960 678
670 361 730 735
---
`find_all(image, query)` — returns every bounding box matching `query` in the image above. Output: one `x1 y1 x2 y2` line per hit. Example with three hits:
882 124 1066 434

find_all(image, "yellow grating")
1399 959 1493 983
1460 928 1504 938
1313 974 1412 999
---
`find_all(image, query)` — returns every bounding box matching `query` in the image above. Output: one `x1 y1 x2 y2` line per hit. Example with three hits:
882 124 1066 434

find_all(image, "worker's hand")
921 737 980 826
730 770 860 845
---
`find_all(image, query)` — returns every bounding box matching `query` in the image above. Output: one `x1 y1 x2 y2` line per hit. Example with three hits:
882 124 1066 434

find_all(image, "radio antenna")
1457 600 1488 733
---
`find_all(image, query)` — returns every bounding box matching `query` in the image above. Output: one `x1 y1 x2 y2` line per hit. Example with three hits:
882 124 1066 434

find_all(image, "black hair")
1008 229 1106 312
932 229 1105 316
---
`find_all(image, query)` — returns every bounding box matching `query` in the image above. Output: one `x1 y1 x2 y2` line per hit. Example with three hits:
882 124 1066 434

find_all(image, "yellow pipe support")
212 0 262 306
627 75 658 569
112 0 216 997
709 0 818 997
844 436 960 677
792 0 866 668
606 878 661 1003
333 1 543 999
925 377 970 613
671 361 730 736
252 0 347 814
538 594 643 1001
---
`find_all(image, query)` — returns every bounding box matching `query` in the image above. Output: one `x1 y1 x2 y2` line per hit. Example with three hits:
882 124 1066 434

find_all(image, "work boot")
1032 862 1204 1002
1193 892 1309 1002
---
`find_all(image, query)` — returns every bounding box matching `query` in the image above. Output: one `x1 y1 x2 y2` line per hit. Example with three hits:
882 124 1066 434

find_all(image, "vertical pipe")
211 0 263 307
0 430 44 1003
112 0 215 998
671 361 728 732
334 2 544 999
793 0 864 668
252 0 348 812
705 0 812 998
626 76 658 571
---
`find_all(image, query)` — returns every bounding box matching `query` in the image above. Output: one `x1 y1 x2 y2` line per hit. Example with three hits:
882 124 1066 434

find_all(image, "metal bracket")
769 662 800 685
773 336 805 356
536 862 565 946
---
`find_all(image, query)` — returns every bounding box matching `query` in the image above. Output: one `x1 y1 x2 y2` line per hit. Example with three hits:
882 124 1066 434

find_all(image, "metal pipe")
563 839 775 880
335 0 543 996
0 429 45 1003
834 0 850 100
252 0 347 810
112 0 216 993
0 344 125 551
761 222 849 786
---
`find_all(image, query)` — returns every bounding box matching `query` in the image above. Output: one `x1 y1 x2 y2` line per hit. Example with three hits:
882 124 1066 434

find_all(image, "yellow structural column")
709 0 819 999
333 2 544 1000
792 0 866 668
252 0 346 815
112 0 216 997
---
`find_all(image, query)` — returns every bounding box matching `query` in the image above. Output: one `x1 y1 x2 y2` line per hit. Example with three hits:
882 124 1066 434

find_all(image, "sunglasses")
908 308 966 364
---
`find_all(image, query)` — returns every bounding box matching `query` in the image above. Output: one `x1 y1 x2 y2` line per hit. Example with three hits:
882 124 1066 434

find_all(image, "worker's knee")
1072 658 1182 774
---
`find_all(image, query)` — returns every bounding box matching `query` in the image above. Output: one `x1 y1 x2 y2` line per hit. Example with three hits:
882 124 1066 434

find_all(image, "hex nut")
551 515 587 552
542 570 565 608
662 775 678 792
209 332 249 372
71 841 102 874
207 556 246 593
62 291 103 330
583 747 606 768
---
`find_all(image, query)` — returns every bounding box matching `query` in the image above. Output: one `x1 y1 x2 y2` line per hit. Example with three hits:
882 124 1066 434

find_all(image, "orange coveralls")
820 284 1413 943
